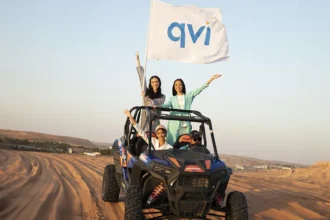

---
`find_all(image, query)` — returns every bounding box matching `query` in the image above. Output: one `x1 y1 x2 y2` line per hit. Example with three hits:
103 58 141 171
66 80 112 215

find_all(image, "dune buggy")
102 106 248 219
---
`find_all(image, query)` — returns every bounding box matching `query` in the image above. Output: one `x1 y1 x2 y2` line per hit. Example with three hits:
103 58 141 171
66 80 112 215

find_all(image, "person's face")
151 77 160 91
174 80 183 93
156 129 166 141
190 136 200 145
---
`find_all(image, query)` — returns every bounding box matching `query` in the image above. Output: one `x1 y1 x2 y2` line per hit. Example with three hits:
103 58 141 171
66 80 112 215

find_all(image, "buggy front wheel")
124 185 144 220
225 191 248 220
102 164 120 202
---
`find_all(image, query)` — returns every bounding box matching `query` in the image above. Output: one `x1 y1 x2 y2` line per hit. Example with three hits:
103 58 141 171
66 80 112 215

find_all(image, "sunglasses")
191 136 201 141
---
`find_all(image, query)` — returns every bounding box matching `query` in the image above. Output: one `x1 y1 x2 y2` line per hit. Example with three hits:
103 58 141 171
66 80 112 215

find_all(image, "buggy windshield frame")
125 106 219 159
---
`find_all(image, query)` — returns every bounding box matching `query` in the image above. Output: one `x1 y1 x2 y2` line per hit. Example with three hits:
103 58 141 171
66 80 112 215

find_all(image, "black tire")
124 185 144 220
225 191 248 220
102 164 120 202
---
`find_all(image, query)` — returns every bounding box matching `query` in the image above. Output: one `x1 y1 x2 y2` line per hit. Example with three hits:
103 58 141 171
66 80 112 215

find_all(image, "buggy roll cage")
124 106 219 159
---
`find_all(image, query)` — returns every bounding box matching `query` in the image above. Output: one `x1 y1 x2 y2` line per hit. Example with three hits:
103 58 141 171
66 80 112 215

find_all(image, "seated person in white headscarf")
124 109 172 150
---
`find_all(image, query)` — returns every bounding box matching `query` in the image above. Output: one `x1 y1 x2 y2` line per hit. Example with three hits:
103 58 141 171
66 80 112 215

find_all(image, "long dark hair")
145 75 162 99
172 78 186 96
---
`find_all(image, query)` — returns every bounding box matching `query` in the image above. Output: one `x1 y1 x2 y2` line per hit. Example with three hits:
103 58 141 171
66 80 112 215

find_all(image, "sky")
1 0 329 165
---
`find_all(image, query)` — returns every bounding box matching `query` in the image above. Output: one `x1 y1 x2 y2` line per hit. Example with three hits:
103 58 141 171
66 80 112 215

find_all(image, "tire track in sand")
70 156 125 219
0 150 124 220
38 153 107 219
34 152 124 220
0 151 60 220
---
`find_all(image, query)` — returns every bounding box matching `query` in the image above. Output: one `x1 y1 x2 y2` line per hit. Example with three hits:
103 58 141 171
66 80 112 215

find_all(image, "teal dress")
161 83 209 145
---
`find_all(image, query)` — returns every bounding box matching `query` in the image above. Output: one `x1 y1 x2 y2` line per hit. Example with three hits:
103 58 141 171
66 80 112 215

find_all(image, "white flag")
147 0 229 64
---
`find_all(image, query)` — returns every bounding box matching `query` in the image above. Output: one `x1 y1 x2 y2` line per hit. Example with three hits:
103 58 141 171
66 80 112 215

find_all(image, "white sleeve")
165 143 173 149
133 123 149 144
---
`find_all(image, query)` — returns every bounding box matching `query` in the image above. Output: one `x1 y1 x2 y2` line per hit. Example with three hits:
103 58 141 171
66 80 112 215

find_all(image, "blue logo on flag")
167 22 211 48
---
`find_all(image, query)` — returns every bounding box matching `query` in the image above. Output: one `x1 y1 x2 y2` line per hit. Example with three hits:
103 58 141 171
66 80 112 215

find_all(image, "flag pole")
142 0 154 104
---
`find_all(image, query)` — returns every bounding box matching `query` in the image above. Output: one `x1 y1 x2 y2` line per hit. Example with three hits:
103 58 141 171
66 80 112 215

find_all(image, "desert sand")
0 149 329 220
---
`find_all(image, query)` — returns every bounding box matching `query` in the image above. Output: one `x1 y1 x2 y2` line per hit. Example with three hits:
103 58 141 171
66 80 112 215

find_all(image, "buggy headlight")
153 165 171 176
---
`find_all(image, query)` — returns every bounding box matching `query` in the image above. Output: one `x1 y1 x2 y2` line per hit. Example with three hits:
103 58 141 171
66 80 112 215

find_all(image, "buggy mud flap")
113 151 122 173
112 139 122 173
119 147 132 168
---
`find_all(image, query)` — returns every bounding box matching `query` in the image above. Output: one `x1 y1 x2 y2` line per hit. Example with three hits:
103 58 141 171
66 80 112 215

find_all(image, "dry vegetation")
0 129 98 148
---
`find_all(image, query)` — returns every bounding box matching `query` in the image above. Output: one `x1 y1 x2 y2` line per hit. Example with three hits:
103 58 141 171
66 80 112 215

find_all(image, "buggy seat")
129 131 156 157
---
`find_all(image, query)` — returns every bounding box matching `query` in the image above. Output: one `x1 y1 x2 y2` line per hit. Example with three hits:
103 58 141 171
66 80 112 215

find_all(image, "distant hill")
92 141 112 149
220 154 307 168
0 129 99 148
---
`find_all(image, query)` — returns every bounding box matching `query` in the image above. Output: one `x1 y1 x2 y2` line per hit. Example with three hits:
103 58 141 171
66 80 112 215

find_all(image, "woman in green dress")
157 74 221 145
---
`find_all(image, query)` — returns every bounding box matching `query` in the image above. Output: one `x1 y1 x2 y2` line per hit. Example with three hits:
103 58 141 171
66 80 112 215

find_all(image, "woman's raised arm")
189 73 222 98
206 73 222 85
136 52 141 67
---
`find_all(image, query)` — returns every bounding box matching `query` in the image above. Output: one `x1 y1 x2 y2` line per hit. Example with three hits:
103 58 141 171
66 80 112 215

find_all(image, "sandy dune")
0 150 329 220
229 171 330 219
288 162 330 185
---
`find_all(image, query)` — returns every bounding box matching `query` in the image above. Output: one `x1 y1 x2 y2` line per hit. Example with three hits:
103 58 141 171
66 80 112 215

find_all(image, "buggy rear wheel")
225 191 248 220
102 164 120 202
125 185 144 220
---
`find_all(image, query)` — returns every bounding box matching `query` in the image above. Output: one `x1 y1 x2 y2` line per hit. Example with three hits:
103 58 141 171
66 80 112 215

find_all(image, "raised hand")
207 73 222 85
136 52 141 66
124 109 132 117
124 109 137 125
212 73 222 79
